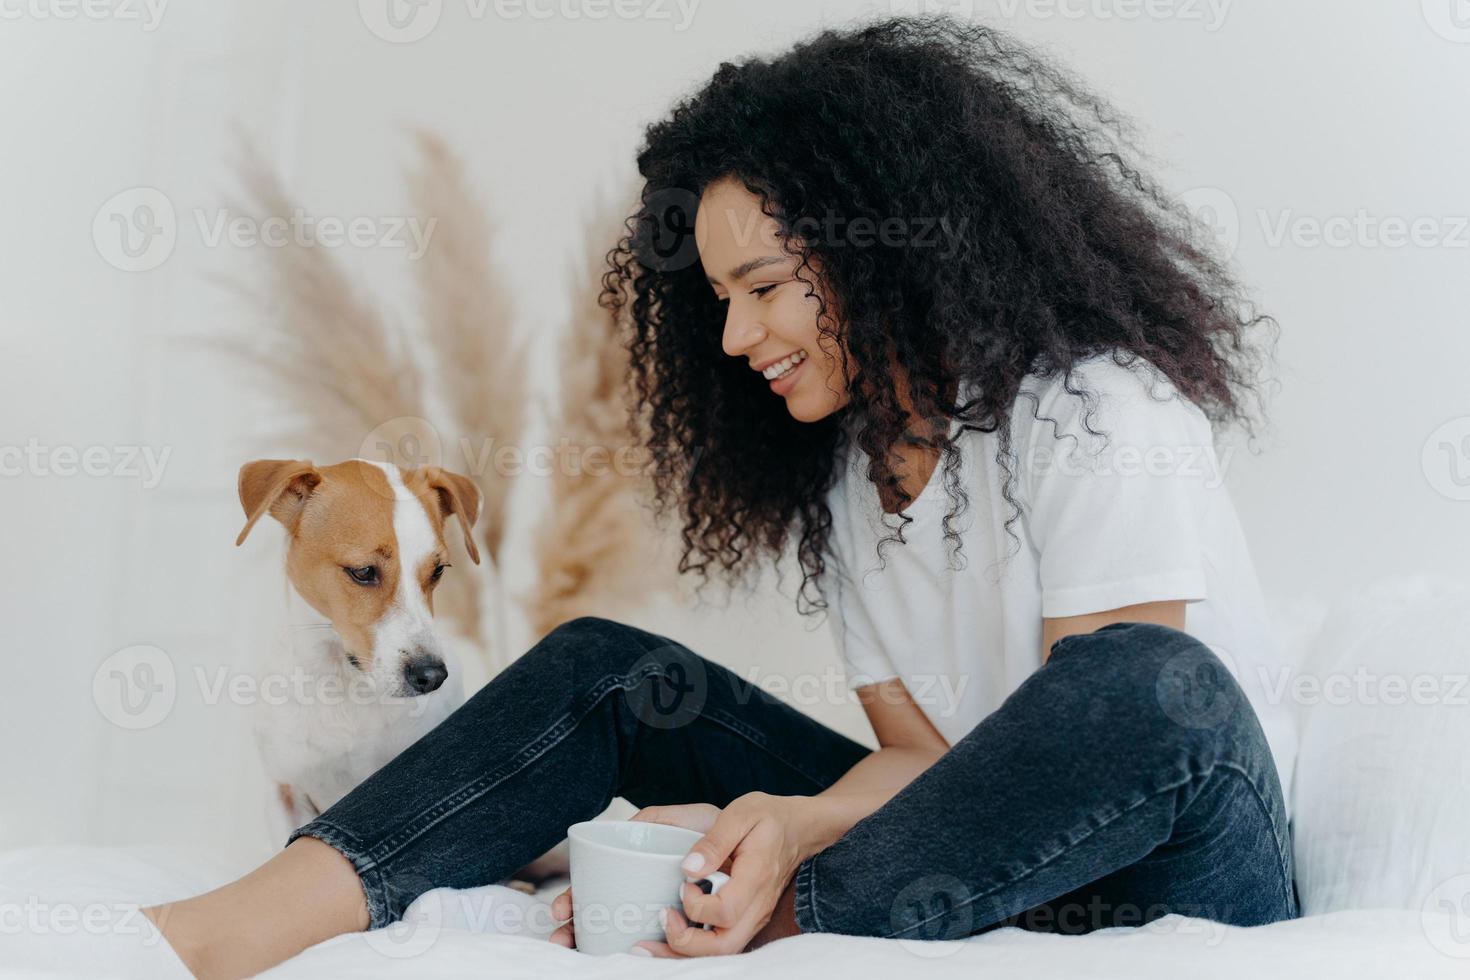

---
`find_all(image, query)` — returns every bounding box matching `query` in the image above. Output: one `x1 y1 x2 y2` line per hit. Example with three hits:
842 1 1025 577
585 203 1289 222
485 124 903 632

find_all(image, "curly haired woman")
143 16 1298 977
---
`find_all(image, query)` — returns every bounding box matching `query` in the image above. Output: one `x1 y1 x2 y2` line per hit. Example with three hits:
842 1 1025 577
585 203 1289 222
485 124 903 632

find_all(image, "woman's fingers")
549 886 575 948
679 879 738 930
679 803 758 879
662 904 747 956
634 940 679 957
631 802 722 834
550 886 572 922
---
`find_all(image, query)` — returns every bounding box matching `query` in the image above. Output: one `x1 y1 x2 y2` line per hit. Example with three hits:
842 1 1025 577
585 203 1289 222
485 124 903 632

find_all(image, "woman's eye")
751 282 781 298
345 565 378 585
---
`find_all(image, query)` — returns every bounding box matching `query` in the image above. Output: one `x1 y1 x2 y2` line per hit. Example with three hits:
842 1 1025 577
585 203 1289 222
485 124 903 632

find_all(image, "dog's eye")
430 563 450 582
345 565 378 585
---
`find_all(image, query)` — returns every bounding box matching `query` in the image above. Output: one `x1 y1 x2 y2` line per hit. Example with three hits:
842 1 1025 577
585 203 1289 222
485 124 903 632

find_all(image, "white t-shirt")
825 349 1297 822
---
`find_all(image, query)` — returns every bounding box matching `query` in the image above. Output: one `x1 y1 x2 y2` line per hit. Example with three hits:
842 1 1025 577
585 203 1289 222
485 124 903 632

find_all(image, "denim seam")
882 759 1291 940
701 705 837 793
364 664 668 867
793 853 822 934
362 664 839 870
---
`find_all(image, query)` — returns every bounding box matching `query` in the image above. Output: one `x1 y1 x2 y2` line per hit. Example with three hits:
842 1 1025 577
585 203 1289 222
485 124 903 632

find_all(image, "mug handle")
687 871 730 931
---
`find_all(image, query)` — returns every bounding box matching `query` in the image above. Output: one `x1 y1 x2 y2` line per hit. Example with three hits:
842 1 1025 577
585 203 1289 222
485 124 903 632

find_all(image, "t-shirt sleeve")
823 476 902 692
827 564 900 690
1018 360 1212 618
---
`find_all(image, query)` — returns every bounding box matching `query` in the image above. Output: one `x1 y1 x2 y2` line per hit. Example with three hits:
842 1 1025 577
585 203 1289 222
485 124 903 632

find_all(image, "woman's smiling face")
695 177 852 423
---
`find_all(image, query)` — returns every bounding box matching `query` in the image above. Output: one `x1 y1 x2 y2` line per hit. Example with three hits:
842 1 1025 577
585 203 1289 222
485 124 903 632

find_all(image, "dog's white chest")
253 626 463 814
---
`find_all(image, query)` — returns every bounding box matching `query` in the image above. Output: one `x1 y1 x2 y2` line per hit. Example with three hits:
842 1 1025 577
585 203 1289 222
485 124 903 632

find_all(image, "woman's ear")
236 459 321 546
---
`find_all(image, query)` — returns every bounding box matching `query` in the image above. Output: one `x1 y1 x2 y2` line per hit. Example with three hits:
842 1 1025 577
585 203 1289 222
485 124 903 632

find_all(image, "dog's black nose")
404 658 448 694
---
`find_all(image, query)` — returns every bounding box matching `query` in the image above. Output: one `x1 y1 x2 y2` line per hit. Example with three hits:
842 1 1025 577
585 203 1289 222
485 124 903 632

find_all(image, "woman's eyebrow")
707 254 786 286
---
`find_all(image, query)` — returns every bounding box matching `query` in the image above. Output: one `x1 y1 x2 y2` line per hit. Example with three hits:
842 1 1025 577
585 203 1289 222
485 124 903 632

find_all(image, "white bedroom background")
2 0 1467 870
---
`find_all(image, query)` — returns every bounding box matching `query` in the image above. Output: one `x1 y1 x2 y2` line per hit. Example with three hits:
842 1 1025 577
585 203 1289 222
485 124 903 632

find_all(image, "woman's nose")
721 304 766 357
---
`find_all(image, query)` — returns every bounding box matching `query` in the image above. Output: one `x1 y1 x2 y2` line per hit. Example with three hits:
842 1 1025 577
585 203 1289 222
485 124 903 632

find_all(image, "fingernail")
658 907 669 930
681 853 704 874
630 946 653 957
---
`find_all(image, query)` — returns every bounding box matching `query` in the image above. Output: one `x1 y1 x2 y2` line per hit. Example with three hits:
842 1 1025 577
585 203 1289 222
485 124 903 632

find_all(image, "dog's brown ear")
236 459 321 546
421 466 482 565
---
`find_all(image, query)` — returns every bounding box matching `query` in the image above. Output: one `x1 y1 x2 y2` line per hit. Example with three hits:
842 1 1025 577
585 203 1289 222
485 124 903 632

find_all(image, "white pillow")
1290 572 1470 915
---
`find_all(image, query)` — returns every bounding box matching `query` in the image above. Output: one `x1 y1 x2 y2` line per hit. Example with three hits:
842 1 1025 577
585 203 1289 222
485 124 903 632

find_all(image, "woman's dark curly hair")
600 15 1277 617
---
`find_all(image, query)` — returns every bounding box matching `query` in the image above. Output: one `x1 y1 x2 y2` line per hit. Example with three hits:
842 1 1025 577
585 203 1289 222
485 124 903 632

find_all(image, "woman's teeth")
763 350 808 381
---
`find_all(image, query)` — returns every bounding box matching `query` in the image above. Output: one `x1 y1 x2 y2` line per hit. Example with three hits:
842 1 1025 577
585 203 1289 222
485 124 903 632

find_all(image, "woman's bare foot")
141 837 370 980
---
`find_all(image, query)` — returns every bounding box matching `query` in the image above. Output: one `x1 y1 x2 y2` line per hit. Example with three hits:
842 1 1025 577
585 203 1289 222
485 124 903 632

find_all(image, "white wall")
2 0 1467 864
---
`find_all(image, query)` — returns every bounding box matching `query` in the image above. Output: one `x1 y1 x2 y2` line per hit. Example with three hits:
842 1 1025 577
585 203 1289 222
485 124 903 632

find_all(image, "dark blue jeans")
287 616 1299 939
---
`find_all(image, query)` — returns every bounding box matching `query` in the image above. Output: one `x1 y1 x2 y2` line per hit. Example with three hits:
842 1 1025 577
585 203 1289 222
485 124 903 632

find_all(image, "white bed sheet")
1 844 1463 979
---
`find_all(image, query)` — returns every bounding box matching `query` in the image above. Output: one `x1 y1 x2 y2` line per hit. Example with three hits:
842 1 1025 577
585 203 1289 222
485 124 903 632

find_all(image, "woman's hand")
638 794 810 957
548 802 722 950
548 794 811 957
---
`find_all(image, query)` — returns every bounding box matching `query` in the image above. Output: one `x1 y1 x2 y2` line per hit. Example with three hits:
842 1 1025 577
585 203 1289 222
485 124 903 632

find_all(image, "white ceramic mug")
566 819 730 955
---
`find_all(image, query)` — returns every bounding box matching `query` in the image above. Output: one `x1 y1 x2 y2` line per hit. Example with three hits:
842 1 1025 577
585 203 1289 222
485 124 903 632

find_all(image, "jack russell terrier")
236 457 567 890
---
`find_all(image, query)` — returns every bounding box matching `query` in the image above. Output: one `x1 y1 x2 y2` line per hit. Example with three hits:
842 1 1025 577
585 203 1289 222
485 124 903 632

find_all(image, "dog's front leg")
267 783 320 846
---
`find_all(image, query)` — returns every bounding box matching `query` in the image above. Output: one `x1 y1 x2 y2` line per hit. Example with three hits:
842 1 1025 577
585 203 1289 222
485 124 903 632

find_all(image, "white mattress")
1 844 1462 979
